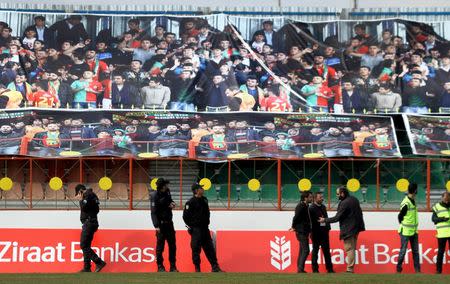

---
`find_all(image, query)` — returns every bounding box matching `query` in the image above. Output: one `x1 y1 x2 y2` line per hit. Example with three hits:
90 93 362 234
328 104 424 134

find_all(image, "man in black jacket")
0 124 21 155
319 186 365 273
76 184 106 273
153 125 189 157
183 183 223 273
290 191 313 273
341 81 371 113
150 178 178 272
49 15 89 48
23 16 54 47
309 192 334 273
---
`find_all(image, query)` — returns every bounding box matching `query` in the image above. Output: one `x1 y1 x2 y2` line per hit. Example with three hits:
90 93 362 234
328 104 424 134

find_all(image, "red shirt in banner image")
262 95 292 112
101 78 112 99
317 85 334 107
28 90 59 108
356 45 369 54
85 59 108 80
86 80 104 103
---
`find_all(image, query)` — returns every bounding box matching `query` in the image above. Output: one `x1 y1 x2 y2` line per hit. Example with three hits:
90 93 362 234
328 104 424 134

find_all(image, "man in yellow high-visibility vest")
432 191 450 274
396 183 421 273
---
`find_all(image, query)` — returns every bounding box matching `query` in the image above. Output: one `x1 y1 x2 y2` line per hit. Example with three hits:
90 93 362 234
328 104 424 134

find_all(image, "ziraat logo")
270 236 291 271
0 241 155 263
0 241 66 262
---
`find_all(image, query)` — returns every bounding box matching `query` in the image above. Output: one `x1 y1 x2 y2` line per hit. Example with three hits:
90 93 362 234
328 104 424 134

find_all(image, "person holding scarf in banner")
70 70 103 108
85 47 108 81
312 51 343 112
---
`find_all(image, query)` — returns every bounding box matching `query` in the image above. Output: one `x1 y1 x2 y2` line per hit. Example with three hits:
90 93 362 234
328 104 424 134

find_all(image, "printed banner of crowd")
0 109 400 160
404 114 450 156
1 13 450 114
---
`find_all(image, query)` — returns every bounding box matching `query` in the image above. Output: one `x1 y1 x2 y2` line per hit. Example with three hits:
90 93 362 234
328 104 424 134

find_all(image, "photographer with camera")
183 183 223 273
75 184 107 273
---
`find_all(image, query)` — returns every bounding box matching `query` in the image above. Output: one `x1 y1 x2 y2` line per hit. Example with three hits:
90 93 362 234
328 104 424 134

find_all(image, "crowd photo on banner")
0 110 400 159
404 114 450 156
0 14 450 113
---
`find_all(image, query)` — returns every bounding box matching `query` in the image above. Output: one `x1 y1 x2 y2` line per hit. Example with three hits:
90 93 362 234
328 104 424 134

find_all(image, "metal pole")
376 159 380 210
179 159 183 210
327 160 331 210
426 159 431 211
277 159 281 210
129 158 133 210
228 160 231 210
29 158 33 209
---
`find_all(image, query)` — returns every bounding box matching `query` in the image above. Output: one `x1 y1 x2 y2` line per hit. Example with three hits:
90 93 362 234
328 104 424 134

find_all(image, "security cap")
191 183 203 193
156 178 170 190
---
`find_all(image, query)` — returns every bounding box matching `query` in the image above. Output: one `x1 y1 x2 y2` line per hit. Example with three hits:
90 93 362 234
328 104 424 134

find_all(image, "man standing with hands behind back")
150 178 178 272
183 183 224 273
290 191 313 273
319 186 365 273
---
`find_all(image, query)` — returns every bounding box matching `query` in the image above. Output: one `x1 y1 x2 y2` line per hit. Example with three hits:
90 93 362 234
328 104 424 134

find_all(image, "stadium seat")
260 184 278 203
281 184 301 202
23 182 44 200
132 183 150 201
0 182 24 200
44 184 65 200
236 184 260 201
108 183 129 200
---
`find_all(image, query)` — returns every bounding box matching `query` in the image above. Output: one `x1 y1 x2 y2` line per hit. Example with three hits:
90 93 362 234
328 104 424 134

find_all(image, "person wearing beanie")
183 183 224 273
150 178 178 272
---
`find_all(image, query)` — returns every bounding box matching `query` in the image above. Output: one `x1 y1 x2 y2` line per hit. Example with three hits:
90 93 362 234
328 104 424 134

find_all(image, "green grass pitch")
0 273 449 284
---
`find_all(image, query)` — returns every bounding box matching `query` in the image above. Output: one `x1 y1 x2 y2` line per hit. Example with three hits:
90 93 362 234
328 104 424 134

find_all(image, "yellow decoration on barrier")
298 178 312 192
248 179 261 192
49 177 63 191
441 150 450 155
199 178 212 191
347 178 361 192
150 178 159 191
227 153 249 159
99 177 113 191
0 177 13 191
138 152 159 158
446 181 450 192
303 153 324 158
396 178 409 192
59 151 82 157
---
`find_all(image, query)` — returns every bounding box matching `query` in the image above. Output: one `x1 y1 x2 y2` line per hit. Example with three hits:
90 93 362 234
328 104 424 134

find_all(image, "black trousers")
437 237 450 273
190 227 218 268
311 232 333 272
296 232 310 272
156 222 177 267
80 221 102 269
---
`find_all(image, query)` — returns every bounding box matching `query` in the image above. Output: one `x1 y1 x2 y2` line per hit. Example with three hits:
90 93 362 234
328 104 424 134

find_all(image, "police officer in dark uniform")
75 184 106 273
150 178 178 272
309 192 334 273
183 183 223 273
